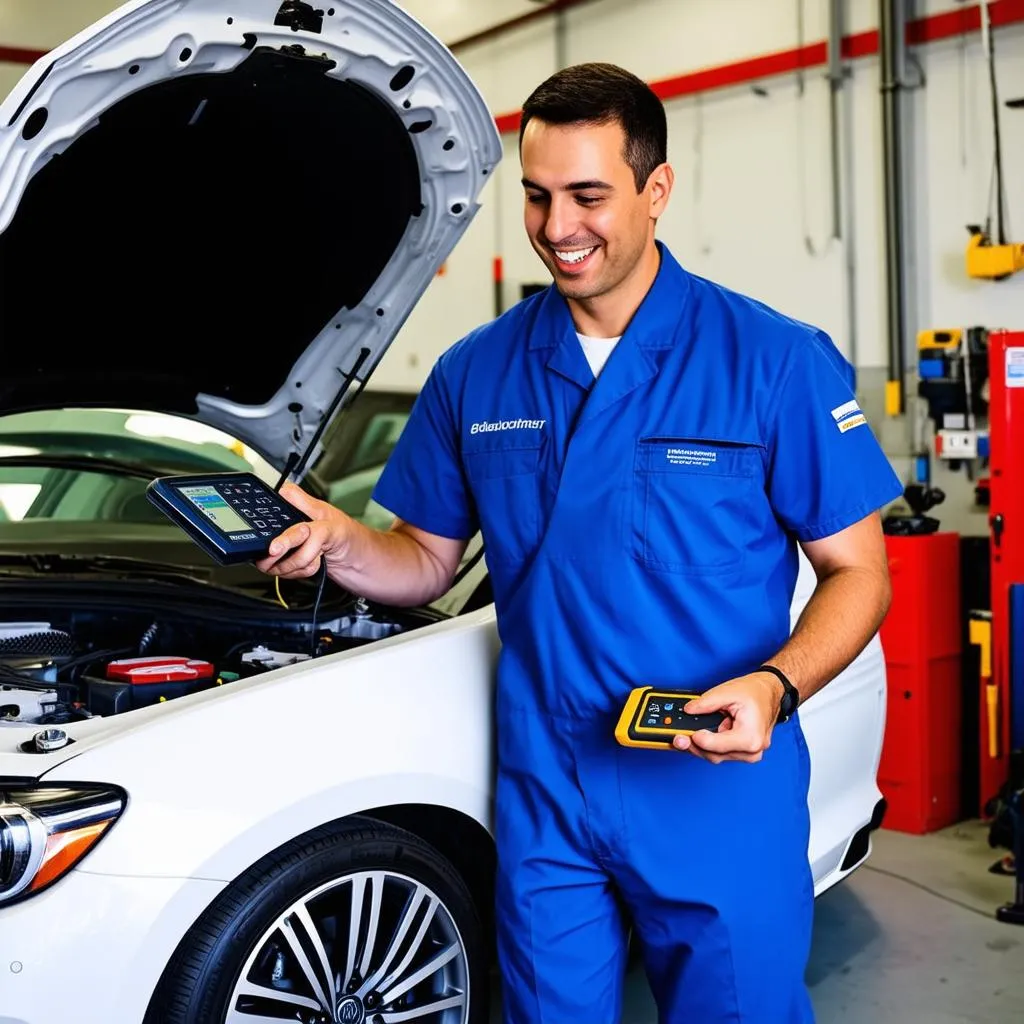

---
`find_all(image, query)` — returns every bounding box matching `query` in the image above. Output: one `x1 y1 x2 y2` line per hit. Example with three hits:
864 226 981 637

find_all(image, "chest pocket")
633 437 764 575
462 440 543 564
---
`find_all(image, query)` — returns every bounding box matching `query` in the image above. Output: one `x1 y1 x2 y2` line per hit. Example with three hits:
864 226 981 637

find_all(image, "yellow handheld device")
615 686 727 749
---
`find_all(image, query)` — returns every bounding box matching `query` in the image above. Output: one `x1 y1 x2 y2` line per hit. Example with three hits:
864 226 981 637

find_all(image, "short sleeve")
370 363 477 540
765 332 903 542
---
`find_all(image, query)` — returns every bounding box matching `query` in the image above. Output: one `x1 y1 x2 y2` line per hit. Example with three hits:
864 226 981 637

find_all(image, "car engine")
0 596 420 729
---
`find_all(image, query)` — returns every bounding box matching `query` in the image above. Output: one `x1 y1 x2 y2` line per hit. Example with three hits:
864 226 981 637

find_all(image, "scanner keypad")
222 482 298 538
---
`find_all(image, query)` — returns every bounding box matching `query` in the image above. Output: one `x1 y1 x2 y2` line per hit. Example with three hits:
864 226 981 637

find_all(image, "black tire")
145 815 488 1024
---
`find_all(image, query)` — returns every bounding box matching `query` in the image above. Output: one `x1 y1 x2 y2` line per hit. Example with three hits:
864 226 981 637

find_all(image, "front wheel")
146 817 487 1024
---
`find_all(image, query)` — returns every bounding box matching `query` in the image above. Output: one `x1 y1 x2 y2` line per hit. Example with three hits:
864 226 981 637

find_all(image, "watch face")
779 684 799 719
758 667 798 722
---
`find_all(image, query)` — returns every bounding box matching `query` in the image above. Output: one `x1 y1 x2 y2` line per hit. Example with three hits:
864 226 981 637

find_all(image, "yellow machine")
965 4 1022 280
966 231 1024 281
917 328 963 350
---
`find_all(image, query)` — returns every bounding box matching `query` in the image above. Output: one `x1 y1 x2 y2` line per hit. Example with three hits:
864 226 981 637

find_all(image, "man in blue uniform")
258 63 903 1024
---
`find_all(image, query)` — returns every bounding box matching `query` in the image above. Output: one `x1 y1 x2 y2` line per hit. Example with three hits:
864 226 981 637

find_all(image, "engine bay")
0 591 432 743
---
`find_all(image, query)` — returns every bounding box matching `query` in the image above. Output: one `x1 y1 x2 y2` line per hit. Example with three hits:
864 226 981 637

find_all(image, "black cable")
273 454 300 495
310 559 328 656
56 646 136 679
274 347 373 492
862 865 998 921
0 671 54 692
984 2 1008 244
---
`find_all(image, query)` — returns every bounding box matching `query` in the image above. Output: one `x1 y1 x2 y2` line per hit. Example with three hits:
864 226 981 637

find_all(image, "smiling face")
521 119 672 325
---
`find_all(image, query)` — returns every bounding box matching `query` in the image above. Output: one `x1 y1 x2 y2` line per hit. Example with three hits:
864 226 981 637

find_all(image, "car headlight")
0 785 125 906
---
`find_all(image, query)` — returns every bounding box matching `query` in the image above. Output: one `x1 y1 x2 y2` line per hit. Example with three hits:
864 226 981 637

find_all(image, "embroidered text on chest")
665 447 717 467
470 418 546 434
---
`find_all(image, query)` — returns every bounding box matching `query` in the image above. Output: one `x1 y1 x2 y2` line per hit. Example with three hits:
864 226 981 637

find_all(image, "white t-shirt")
577 333 621 378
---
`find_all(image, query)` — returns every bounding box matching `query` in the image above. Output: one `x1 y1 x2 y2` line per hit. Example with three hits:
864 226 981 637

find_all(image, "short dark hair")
519 63 667 192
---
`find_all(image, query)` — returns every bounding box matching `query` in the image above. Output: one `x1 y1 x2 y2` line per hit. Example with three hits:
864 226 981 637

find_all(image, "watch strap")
756 664 800 722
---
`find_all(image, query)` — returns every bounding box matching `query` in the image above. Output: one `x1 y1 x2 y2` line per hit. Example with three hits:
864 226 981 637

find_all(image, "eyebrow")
521 178 614 192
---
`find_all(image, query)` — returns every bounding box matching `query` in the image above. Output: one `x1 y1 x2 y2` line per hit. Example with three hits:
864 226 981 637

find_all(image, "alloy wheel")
224 869 470 1024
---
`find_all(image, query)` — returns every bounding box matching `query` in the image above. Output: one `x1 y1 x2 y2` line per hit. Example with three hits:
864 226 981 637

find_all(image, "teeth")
554 247 596 264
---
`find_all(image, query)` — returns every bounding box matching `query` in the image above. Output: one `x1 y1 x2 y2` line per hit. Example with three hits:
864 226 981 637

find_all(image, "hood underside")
0 0 501 470
1 47 419 410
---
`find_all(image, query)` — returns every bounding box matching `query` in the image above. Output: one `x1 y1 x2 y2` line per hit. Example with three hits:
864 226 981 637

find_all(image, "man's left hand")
672 672 783 763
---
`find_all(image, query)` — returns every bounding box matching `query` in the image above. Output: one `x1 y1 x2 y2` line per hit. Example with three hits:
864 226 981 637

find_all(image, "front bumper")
0 868 224 1023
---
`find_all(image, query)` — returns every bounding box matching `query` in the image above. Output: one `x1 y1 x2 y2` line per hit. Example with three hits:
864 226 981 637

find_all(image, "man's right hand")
254 482 350 579
254 482 469 607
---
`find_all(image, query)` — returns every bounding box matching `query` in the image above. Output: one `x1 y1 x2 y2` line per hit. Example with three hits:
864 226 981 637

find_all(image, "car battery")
84 677 133 717
104 656 216 708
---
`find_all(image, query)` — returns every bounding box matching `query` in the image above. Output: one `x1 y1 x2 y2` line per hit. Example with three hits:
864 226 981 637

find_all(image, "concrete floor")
490 820 1024 1023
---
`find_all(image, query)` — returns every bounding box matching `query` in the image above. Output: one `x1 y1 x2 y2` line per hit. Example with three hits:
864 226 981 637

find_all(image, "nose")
543 194 579 248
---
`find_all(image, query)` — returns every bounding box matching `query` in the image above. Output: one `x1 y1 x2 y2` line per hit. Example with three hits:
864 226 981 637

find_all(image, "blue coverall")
373 243 903 1023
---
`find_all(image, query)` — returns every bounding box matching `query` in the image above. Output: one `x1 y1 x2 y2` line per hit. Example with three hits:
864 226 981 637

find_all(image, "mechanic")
257 63 903 1024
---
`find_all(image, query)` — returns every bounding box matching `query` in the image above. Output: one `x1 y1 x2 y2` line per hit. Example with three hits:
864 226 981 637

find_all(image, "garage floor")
489 820 1024 1023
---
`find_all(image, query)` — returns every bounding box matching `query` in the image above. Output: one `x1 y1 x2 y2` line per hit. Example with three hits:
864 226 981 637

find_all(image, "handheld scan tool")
615 686 727 749
146 472 310 566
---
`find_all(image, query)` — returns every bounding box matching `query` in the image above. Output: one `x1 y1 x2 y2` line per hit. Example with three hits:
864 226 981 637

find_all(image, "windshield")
0 409 277 523
308 391 489 615
308 389 417 530
0 400 490 615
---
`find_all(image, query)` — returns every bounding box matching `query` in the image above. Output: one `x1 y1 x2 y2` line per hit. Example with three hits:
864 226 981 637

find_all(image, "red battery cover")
106 657 214 685
107 656 190 680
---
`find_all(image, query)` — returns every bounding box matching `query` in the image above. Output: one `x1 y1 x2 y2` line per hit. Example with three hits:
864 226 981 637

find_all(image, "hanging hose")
980 0 1009 245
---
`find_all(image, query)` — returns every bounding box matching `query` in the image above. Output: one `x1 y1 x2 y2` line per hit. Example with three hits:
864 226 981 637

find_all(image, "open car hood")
0 0 500 472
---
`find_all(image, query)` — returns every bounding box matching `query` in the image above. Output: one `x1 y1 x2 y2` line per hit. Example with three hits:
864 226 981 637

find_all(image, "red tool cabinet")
985 330 1024 810
878 533 962 833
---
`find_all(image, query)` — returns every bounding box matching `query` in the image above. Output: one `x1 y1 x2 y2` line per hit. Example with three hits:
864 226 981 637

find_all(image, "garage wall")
394 0 1024 539
399 0 1024 370
2 0 1022 535
0 0 122 96
3 1 1021 371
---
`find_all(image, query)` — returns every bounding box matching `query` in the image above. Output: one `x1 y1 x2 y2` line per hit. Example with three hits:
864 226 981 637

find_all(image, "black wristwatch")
757 664 800 723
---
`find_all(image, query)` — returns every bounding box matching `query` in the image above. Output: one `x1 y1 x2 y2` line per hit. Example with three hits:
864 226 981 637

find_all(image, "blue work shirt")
373 243 903 721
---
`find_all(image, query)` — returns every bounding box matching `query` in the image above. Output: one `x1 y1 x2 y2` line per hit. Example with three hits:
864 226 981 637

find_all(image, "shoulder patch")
838 413 867 433
830 399 861 422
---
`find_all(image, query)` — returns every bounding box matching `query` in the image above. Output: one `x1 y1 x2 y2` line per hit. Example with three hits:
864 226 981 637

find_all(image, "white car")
0 3 888 1023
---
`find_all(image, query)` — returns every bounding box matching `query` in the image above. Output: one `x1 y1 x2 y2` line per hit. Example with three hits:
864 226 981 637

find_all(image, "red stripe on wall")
1 0 1022 132
841 29 880 61
991 0 1024 27
0 44 46 65
493 0 1024 133
494 111 522 135
911 0 1024 42
650 41 826 102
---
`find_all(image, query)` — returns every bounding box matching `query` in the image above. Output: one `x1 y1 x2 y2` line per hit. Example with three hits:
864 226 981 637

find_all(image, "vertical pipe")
554 4 568 70
831 0 858 370
981 1 1007 244
827 0 843 241
879 0 907 415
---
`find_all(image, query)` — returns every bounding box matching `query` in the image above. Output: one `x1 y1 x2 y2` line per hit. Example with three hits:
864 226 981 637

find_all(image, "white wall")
0 0 121 96
406 0 1024 376
4 0 1020 364
2 0 1022 532
399 0 1024 539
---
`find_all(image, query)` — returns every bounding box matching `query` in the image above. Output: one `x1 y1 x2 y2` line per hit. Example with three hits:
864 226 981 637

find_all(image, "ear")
647 162 674 219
